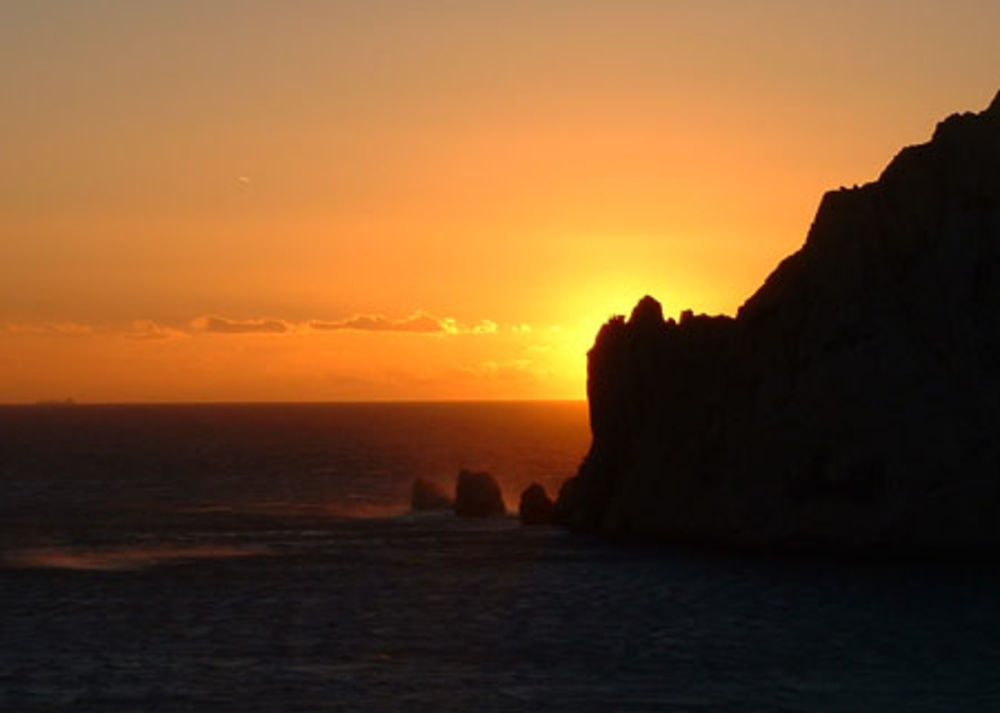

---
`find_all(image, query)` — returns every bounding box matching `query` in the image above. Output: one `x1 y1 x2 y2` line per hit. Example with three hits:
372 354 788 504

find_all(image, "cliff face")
557 92 1000 551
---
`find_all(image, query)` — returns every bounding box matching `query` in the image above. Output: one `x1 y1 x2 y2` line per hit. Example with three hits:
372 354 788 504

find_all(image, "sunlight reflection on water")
2 404 998 711
4 544 271 571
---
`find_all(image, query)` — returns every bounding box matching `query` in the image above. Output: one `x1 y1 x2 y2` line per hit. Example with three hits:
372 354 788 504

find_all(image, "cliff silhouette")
556 91 1000 552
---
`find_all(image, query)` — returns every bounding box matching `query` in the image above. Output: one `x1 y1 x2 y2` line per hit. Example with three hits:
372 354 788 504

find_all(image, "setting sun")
5 4 1000 712
3 2 999 402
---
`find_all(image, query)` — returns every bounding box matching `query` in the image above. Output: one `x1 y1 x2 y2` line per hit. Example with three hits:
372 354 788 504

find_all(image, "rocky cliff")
556 92 1000 552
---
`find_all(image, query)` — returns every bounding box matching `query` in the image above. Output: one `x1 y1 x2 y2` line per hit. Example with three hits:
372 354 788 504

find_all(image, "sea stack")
454 469 506 518
518 483 556 525
411 478 454 511
556 91 1000 552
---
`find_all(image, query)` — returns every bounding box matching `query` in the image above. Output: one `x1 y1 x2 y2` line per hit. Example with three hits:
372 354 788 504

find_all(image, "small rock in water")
454 469 505 517
518 483 556 525
411 478 453 511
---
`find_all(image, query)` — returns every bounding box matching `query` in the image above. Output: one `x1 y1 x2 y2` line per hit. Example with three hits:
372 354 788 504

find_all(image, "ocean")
1 402 998 712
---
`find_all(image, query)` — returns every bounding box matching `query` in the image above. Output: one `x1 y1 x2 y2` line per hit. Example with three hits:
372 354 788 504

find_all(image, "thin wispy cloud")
1 322 94 336
310 311 447 333
309 311 498 336
125 320 188 341
470 320 499 335
1 313 505 339
190 316 290 334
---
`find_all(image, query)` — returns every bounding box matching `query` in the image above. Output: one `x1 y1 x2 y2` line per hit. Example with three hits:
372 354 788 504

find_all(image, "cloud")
2 319 184 340
0 323 43 335
51 322 94 335
309 311 496 335
191 315 290 334
1 311 504 340
125 320 187 341
1 322 94 336
471 320 499 334
310 311 447 333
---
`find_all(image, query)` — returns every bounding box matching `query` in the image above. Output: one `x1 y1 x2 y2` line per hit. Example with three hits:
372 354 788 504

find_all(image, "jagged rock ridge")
556 92 1000 551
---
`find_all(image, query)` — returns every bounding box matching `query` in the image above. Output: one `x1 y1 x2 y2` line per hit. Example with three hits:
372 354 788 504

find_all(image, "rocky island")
555 92 1000 553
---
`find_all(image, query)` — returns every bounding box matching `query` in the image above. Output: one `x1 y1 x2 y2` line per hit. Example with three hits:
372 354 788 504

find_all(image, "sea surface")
1 402 998 712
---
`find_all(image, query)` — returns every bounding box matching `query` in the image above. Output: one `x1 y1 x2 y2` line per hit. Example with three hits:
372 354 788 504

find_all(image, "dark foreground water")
2 403 999 712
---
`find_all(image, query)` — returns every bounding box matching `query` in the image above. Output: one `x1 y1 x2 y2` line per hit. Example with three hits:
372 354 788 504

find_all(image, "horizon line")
2 397 587 407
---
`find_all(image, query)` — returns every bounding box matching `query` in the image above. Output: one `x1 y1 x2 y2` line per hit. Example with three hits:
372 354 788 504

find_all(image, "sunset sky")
3 1 999 402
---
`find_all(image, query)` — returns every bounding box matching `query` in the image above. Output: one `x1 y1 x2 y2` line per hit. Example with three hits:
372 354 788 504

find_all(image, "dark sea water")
1 402 999 712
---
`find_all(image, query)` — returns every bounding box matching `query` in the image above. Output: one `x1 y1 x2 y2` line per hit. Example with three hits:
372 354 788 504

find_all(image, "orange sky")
3 1 999 402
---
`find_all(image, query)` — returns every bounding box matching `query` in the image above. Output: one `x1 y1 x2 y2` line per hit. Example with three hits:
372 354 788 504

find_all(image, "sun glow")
2 3 998 402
